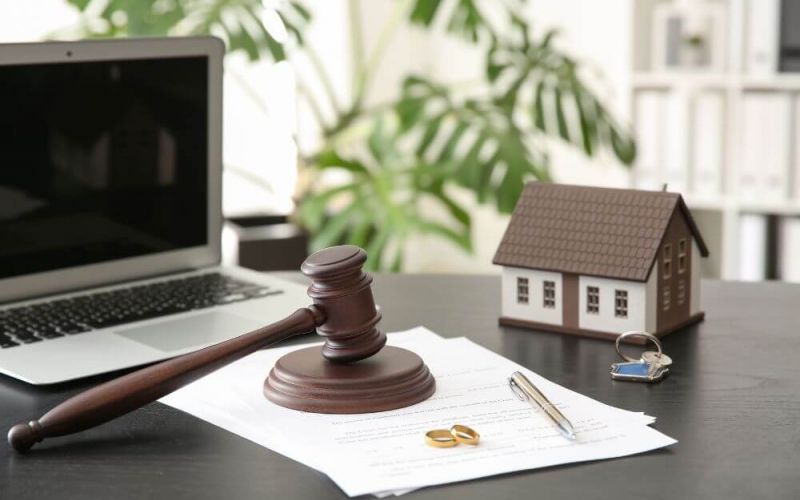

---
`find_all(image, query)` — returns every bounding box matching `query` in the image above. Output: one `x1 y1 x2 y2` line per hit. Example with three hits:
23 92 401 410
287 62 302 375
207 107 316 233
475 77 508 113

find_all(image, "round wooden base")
264 345 435 414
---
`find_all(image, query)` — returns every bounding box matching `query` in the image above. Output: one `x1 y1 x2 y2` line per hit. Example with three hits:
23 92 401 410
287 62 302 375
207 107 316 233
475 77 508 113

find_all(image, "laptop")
0 37 310 385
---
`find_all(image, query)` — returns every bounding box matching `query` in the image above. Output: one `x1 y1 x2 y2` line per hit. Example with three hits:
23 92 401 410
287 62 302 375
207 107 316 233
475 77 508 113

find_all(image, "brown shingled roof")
493 183 709 282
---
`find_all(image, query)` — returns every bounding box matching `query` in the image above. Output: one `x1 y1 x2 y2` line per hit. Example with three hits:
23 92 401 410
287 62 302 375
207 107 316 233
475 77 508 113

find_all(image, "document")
160 328 675 497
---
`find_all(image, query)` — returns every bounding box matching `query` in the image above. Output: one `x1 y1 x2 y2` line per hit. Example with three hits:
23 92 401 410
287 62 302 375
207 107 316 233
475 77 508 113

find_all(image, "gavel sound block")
264 245 436 412
8 245 435 452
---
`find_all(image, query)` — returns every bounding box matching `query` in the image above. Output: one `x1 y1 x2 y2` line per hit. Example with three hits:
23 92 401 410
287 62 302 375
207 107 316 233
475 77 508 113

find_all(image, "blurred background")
2 0 798 282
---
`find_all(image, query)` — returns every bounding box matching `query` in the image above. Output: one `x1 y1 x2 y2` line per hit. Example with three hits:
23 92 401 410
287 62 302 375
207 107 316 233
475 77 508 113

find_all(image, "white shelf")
680 195 730 211
742 76 800 91
632 72 735 89
633 72 800 91
737 201 800 215
681 194 800 215
629 0 800 281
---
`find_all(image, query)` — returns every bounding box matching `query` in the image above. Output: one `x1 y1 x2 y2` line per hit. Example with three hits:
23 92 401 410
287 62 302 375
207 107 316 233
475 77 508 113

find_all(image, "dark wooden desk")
1 276 799 499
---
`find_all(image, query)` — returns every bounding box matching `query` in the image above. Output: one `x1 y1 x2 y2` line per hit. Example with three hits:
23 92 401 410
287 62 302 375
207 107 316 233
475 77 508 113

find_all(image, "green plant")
64 0 635 271
64 0 310 61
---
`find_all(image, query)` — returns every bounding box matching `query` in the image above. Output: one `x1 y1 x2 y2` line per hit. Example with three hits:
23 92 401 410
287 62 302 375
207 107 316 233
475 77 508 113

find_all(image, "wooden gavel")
7 245 435 452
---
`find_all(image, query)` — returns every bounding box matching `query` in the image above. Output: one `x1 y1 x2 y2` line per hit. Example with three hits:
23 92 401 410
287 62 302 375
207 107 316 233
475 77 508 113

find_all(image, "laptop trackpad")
116 311 264 352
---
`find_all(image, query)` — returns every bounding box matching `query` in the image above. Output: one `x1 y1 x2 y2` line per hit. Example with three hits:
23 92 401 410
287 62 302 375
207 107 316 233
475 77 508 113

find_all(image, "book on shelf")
634 90 664 191
738 92 791 201
779 0 800 71
664 89 689 194
737 213 768 281
634 90 688 193
794 95 800 199
691 91 725 197
778 216 800 282
746 0 780 74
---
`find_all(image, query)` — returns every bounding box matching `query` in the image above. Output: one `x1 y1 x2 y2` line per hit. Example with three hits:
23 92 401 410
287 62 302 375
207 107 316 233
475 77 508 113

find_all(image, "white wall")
645 267 658 333
578 275 647 333
501 267 563 325
0 0 77 40
524 0 634 186
217 0 352 218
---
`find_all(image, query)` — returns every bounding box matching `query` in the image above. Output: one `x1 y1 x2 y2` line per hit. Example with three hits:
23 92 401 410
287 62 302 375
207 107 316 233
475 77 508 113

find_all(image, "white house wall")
691 240 701 315
578 276 646 333
501 267 563 325
645 268 658 333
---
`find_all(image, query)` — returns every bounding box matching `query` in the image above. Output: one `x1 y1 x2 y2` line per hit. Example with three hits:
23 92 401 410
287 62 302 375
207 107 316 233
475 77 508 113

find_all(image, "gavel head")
301 245 386 363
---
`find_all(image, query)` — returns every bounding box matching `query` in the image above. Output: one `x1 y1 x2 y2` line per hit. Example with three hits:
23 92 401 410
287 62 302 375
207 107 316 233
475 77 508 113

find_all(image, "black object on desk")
2 276 800 499
225 215 309 272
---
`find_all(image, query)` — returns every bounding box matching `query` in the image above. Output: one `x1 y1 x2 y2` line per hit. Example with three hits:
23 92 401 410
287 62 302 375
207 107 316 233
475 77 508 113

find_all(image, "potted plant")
63 0 635 270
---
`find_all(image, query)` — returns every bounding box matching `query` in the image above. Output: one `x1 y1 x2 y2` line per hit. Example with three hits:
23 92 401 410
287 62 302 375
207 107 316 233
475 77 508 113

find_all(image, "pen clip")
508 377 528 402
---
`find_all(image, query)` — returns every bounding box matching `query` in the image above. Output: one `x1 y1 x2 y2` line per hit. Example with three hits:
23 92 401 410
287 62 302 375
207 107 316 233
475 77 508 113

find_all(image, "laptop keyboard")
0 273 283 349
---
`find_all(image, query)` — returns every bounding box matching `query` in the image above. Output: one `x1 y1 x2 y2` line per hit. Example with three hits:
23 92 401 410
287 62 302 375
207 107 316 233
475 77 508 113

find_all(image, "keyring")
615 331 662 362
425 429 458 448
450 424 480 446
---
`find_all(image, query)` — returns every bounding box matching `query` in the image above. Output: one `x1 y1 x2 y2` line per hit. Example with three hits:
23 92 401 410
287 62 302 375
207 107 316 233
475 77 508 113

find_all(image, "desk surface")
1 275 799 499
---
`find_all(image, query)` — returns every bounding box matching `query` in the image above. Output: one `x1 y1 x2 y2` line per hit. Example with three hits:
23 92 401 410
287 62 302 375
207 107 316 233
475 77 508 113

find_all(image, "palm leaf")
407 0 527 42
65 0 309 62
299 121 472 271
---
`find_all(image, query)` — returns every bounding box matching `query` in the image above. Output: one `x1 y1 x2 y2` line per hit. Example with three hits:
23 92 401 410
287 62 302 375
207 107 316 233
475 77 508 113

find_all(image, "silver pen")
509 371 576 441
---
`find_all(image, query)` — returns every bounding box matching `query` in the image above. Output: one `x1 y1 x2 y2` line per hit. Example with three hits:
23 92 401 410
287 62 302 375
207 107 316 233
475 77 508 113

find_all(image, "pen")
508 371 576 441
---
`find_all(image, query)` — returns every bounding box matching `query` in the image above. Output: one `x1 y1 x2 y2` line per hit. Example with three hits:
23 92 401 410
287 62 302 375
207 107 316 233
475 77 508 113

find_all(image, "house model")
493 182 709 341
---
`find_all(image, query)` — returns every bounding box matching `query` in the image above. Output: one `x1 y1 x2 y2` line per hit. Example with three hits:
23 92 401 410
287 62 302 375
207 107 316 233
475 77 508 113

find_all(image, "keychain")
610 331 671 383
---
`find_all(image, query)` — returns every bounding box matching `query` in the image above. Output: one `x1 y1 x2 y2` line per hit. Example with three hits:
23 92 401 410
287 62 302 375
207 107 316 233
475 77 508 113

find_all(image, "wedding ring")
615 331 662 362
450 424 480 446
425 429 458 448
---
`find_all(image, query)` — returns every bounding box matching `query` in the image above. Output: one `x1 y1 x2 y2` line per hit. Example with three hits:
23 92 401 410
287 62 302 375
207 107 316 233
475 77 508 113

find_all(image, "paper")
160 327 675 497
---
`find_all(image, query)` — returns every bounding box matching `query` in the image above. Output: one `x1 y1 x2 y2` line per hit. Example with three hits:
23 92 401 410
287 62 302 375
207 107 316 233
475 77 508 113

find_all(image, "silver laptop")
0 37 309 385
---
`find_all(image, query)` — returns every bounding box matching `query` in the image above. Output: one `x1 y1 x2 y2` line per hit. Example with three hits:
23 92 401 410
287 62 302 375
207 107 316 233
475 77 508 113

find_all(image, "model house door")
562 273 579 329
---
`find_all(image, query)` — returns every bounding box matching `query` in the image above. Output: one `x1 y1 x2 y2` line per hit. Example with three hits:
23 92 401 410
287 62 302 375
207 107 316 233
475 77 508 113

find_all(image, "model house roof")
493 183 709 282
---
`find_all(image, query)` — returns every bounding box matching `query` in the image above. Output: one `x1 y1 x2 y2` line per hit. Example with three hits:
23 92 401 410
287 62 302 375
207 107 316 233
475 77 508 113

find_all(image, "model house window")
663 286 671 311
517 277 529 304
587 286 599 314
614 290 628 318
663 244 672 279
678 238 687 274
543 281 556 308
677 280 686 305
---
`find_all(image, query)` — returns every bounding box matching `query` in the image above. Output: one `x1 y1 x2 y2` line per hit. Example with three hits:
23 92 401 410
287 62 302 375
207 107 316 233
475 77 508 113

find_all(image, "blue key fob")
610 361 668 383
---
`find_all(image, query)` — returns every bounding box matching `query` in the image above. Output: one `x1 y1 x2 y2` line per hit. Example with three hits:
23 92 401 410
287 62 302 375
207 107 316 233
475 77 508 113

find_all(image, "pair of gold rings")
425 424 480 448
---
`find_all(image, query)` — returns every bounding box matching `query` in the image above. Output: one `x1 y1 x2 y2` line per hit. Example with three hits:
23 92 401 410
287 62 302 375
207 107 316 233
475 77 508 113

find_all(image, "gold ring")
450 424 480 445
425 429 458 448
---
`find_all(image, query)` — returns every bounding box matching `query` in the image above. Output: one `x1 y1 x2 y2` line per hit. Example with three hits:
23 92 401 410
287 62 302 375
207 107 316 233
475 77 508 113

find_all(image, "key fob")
610 361 669 383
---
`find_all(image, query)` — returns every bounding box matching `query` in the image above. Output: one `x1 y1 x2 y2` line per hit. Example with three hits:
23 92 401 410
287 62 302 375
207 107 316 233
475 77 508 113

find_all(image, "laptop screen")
0 56 208 280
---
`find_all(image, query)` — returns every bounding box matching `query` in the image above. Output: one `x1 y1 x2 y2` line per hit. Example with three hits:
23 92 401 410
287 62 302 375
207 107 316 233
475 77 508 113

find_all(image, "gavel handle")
8 306 323 453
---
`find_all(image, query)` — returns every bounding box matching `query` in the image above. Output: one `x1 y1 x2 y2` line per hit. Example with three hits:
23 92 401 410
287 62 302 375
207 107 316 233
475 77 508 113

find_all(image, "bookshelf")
629 0 800 282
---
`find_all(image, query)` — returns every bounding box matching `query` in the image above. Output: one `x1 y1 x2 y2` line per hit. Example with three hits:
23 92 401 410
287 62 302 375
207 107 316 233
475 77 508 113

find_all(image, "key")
641 351 673 367
612 331 672 383
610 360 669 383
